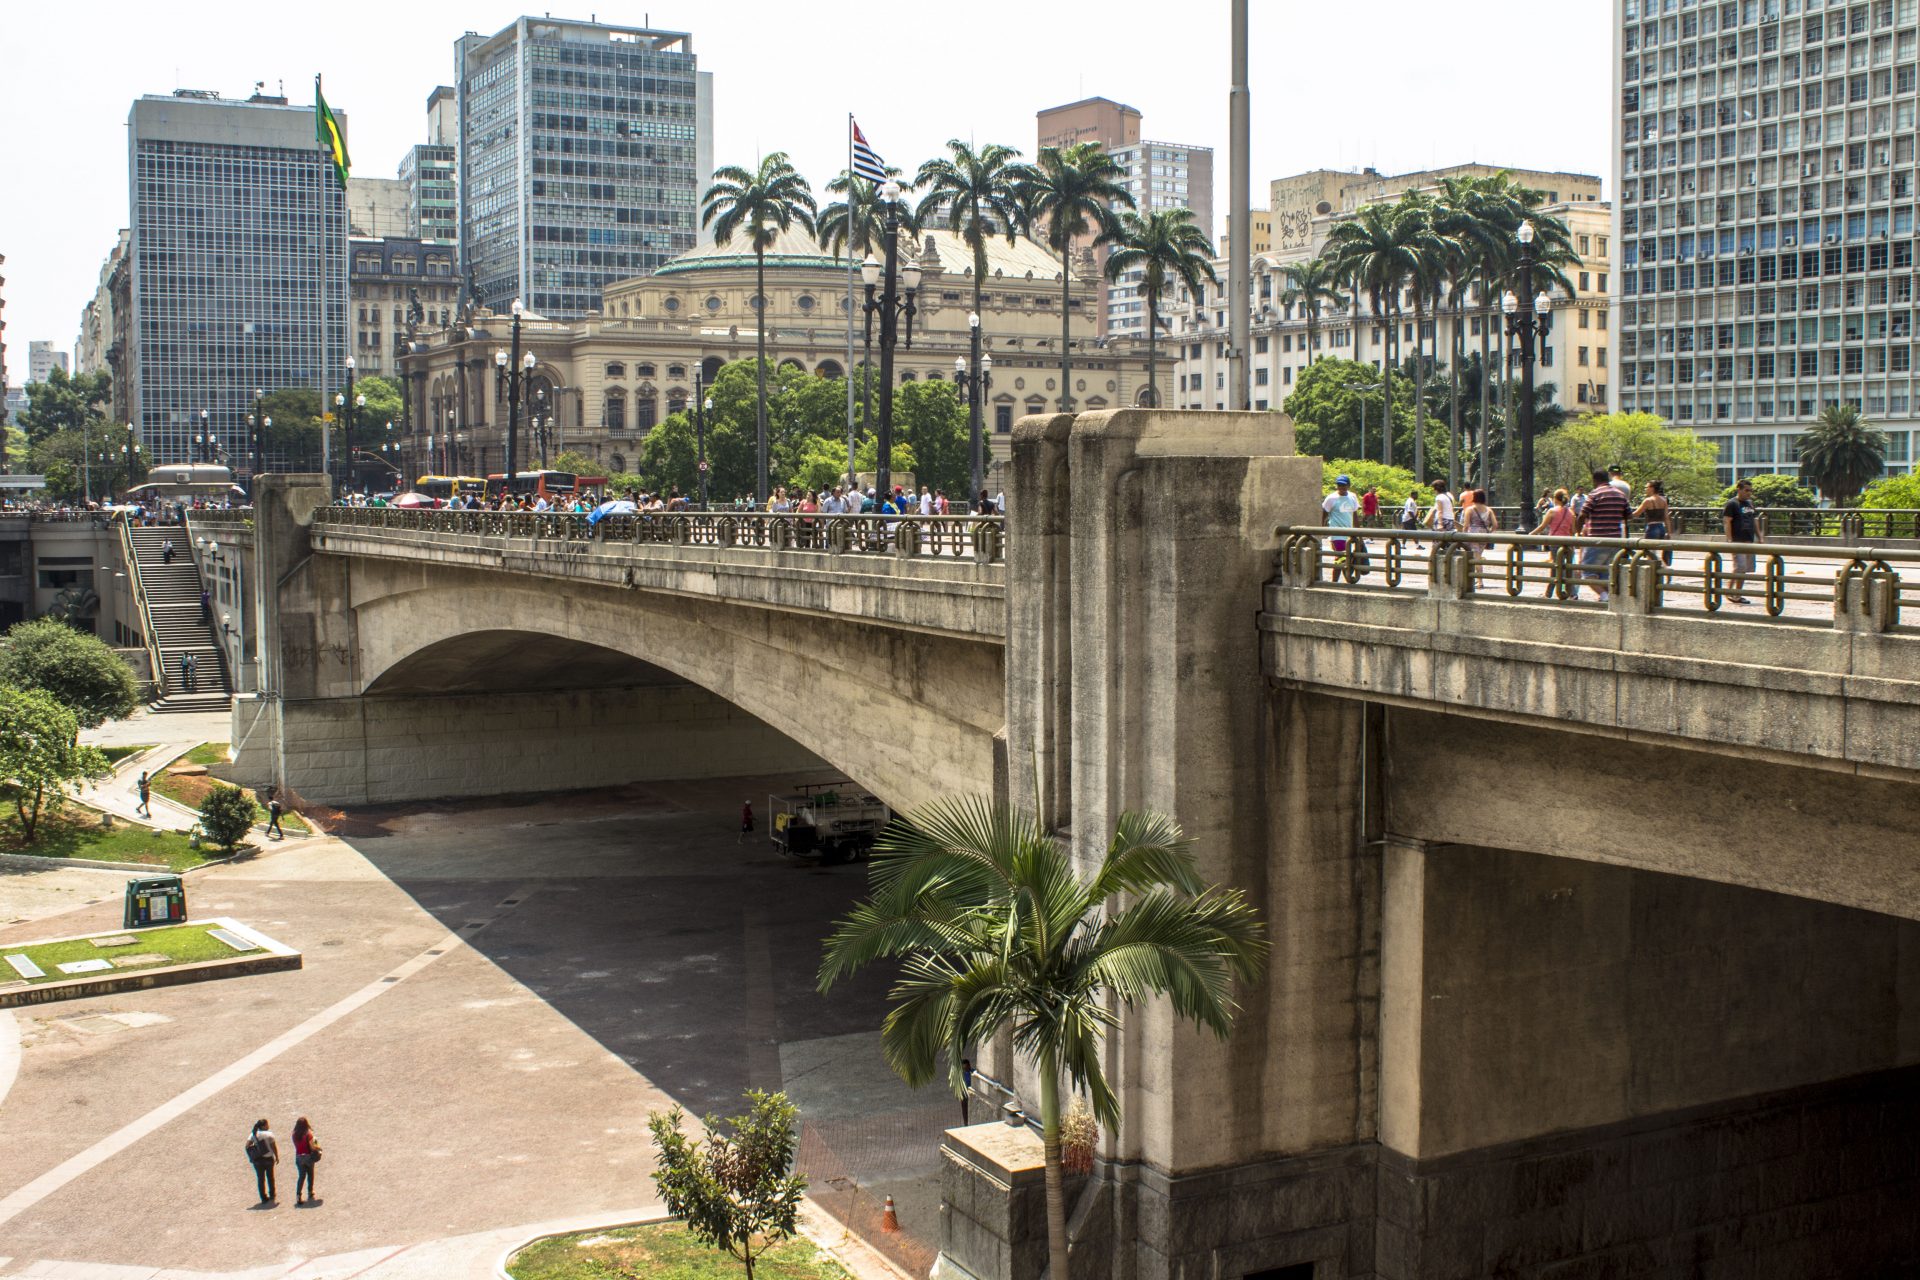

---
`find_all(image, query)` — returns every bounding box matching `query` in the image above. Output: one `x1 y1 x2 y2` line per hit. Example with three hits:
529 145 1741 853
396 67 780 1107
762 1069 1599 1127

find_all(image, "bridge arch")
319 561 1002 812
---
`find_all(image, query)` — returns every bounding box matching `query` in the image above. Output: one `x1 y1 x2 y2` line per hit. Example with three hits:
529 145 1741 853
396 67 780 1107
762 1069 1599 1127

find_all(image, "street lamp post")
692 371 710 509
1502 220 1554 512
249 388 265 482
533 386 549 468
955 342 994 507
521 348 537 472
1353 379 1383 463
496 299 527 490
861 180 922 503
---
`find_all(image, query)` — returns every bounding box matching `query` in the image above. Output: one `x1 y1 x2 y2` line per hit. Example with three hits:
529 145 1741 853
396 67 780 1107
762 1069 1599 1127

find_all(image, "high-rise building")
400 86 459 244
75 231 132 425
349 235 460 379
27 341 68 385
1614 0 1917 482
346 177 412 238
1104 140 1215 340
456 17 714 319
128 89 347 471
1037 96 1141 152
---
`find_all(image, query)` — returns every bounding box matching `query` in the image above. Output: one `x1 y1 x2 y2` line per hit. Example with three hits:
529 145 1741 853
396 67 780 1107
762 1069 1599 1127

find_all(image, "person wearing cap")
1321 474 1364 568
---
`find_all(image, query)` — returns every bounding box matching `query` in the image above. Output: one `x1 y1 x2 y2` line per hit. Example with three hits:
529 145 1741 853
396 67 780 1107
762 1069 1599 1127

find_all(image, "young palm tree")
819 169 917 441
1278 256 1349 370
914 140 1027 330
818 797 1266 1280
1104 209 1217 407
1017 143 1134 414
702 153 818 503
1799 404 1888 504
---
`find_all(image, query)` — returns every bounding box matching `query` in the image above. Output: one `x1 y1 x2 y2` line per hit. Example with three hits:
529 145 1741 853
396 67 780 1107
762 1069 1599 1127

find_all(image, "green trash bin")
124 875 187 929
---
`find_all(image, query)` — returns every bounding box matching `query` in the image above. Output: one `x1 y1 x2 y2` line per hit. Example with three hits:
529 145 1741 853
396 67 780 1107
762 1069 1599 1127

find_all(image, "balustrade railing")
1275 526 1918 631
1352 506 1920 541
313 505 1006 564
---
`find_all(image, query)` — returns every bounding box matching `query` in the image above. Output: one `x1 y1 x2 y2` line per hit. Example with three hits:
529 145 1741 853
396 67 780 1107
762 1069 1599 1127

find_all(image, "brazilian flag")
316 88 350 190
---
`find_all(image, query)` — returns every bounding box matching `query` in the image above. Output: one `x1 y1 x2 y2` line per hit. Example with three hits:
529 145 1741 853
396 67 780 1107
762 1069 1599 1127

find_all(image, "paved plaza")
0 772 945 1279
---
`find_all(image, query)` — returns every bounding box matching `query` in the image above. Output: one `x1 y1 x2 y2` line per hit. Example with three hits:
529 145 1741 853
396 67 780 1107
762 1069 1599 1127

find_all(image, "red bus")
485 470 607 501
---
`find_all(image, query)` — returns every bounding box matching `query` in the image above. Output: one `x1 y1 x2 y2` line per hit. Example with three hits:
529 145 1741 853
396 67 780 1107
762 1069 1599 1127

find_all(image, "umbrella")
390 492 438 508
587 499 638 526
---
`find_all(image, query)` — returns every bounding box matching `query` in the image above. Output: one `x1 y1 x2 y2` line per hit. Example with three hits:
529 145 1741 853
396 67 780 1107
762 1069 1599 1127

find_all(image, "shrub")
1717 474 1819 509
198 785 256 852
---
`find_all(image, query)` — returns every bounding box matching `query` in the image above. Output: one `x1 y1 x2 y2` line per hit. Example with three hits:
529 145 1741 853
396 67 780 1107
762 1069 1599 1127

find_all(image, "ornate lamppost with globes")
954 338 993 508
494 299 530 489
861 179 921 502
1502 220 1554 513
247 387 266 482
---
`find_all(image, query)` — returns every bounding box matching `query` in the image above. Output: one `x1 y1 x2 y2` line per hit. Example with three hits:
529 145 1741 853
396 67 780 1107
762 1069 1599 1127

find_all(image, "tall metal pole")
876 199 900 502
968 311 984 502
1227 0 1252 410
694 372 709 509
507 306 523 485
846 114 859 495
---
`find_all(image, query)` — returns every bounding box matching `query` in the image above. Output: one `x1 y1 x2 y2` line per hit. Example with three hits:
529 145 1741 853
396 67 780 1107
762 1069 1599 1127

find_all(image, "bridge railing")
1274 526 1919 631
313 505 1007 564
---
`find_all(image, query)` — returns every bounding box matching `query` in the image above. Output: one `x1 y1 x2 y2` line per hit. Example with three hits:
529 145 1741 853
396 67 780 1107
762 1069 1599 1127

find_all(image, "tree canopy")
649 1090 806 1279
1717 474 1819 508
0 618 139 729
0 685 110 840
1860 473 1920 509
17 367 113 447
1797 404 1887 505
1282 357 1437 465
1533 412 1720 503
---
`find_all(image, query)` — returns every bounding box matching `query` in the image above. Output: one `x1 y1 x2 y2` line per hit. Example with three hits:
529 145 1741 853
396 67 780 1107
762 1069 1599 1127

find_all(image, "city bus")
484 470 609 501
414 475 488 502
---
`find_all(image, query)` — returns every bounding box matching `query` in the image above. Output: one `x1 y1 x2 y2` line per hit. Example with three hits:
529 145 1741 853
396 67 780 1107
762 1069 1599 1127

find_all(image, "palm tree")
1328 200 1439 467
1799 404 1888 504
820 169 917 443
1278 256 1349 371
1104 209 1217 408
702 153 818 503
818 798 1266 1280
1017 143 1134 414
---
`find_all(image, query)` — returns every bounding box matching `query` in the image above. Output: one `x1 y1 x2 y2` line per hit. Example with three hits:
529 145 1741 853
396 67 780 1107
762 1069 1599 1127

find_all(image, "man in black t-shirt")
1722 478 1761 604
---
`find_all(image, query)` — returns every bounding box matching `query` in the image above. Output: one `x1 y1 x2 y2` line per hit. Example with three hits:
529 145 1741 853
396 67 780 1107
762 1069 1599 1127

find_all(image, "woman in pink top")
292 1116 321 1204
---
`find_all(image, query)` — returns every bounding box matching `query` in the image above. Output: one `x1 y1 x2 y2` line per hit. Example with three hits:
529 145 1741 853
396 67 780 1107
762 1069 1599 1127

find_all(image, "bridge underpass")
232 409 1920 1280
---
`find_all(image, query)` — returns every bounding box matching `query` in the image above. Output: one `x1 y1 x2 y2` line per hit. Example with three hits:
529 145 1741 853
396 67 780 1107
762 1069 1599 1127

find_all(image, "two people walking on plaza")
245 1116 320 1205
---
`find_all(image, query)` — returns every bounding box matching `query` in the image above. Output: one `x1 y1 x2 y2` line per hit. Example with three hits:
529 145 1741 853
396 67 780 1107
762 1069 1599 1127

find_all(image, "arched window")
605 362 626 378
637 363 657 378
609 453 626 473
667 364 686 378
816 360 844 379
701 356 724 382
901 370 917 382
604 389 627 432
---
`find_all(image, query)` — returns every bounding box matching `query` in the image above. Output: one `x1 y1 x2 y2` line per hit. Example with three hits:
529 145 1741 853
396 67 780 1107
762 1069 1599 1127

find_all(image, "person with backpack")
292 1116 321 1203
246 1118 280 1203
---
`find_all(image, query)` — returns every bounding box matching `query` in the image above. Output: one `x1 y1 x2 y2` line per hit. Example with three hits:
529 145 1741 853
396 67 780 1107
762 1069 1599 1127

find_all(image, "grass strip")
507 1221 850 1280
0 923 245 986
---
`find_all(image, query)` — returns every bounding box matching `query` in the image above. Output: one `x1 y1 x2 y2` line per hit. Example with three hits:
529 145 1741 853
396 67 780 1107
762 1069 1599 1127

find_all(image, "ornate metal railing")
1357 506 1920 541
187 508 253 530
1274 526 1919 631
313 505 1007 564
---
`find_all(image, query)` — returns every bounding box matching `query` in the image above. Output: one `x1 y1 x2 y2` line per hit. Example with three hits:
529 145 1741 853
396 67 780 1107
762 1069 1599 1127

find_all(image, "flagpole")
316 74 331 487
845 114 857 496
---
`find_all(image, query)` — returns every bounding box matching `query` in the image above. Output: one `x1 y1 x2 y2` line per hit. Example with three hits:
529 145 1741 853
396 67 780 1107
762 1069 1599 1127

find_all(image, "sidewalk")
77 709 236 834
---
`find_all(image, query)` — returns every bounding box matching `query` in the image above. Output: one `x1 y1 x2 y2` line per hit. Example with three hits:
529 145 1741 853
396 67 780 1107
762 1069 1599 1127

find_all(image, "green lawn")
507 1222 849 1280
0 922 249 986
101 744 156 764
0 790 217 871
152 744 309 835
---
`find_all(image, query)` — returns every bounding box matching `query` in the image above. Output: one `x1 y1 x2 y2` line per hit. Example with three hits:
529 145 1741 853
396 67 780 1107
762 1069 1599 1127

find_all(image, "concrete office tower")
1614 0 1920 482
456 17 714 319
27 341 69 385
400 87 459 244
1105 139 1215 341
128 89 348 471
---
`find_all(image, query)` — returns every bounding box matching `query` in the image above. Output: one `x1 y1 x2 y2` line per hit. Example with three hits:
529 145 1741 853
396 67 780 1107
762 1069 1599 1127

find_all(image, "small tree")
0 686 110 841
1860 474 1920 509
648 1090 807 1279
1798 404 1887 505
198 785 256 853
1718 474 1819 509
0 618 139 730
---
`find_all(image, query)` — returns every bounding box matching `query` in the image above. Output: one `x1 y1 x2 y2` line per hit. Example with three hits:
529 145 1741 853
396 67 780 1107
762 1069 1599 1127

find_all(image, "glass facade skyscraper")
128 91 348 473
457 17 714 320
1615 0 1919 482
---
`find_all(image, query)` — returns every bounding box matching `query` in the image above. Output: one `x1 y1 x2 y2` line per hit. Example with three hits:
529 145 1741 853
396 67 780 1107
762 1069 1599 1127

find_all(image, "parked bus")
414 475 488 502
485 470 609 501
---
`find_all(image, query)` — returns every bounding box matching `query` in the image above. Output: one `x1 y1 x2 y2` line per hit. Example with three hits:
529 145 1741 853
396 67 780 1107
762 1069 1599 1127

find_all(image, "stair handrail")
183 515 234 696
119 517 170 699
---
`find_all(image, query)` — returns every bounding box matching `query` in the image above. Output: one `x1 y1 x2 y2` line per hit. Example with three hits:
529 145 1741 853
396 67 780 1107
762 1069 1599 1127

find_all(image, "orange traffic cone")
881 1195 900 1233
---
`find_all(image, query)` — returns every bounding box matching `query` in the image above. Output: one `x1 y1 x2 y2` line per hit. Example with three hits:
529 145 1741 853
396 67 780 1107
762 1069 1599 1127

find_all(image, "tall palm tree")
1799 404 1888 504
818 798 1266 1280
820 168 917 443
1278 256 1349 370
1017 143 1133 414
702 153 817 503
1104 209 1217 408
1328 200 1438 467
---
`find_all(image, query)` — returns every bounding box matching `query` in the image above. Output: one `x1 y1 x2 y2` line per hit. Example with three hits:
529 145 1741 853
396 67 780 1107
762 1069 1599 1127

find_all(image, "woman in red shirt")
292 1116 321 1204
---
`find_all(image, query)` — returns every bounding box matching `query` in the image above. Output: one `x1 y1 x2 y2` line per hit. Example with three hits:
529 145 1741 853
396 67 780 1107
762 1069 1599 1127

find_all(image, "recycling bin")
123 875 187 929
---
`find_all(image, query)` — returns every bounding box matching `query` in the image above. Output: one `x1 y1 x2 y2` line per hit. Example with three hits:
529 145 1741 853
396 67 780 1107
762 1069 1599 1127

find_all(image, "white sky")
0 0 1612 369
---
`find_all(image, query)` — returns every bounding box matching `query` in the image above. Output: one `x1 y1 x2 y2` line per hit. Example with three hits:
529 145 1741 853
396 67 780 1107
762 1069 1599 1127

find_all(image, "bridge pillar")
979 409 1337 1280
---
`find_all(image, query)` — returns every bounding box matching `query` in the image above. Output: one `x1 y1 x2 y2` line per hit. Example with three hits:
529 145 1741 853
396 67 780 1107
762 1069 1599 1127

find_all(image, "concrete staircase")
125 526 232 713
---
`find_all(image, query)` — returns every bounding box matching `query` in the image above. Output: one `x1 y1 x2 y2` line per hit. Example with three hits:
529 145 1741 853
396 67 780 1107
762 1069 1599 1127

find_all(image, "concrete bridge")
234 414 1920 1280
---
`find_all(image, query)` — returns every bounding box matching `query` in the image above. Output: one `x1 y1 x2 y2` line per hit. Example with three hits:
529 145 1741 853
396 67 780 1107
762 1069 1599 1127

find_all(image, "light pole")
199 408 212 464
248 387 265 482
533 386 549 468
521 348 537 471
1502 220 1553 512
692 371 710 509
496 299 527 489
1353 379 1382 463
862 179 922 503
955 344 994 507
